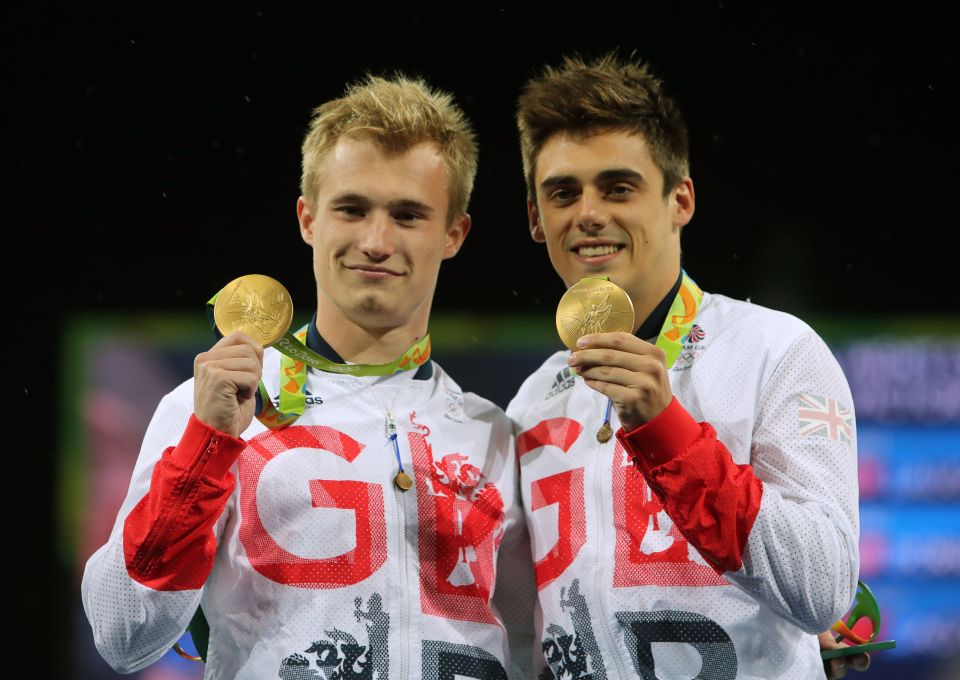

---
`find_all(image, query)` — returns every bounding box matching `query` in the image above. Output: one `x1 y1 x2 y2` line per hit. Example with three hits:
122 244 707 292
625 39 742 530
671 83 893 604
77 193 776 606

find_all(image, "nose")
358 211 395 261
575 188 609 234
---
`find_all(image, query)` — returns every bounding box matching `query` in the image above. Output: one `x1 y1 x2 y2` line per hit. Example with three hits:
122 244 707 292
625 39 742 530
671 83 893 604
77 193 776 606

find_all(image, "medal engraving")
214 274 294 347
556 278 635 351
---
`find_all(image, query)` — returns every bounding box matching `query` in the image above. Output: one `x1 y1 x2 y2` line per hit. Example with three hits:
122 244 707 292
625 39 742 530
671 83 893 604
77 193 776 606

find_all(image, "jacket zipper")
132 434 220 575
593 418 631 679
395 446 411 679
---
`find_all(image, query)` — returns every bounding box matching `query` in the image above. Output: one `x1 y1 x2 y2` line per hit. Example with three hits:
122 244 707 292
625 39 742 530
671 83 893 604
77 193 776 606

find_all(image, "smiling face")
297 137 470 335
529 129 694 328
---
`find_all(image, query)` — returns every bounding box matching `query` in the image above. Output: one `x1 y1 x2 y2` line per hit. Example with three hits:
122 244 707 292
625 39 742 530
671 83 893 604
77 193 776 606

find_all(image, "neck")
631 266 683 336
314 298 431 365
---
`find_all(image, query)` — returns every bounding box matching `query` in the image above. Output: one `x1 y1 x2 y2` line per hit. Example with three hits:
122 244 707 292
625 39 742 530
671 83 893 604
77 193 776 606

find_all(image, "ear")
442 213 472 259
297 196 315 246
528 199 546 243
670 177 696 231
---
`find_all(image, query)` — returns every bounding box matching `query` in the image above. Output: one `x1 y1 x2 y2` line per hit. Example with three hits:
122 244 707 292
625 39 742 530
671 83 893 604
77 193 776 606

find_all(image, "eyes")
547 183 634 204
335 205 366 218
334 205 426 224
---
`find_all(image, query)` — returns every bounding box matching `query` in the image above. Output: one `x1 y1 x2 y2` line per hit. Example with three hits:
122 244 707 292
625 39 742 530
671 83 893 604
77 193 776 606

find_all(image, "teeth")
577 245 619 257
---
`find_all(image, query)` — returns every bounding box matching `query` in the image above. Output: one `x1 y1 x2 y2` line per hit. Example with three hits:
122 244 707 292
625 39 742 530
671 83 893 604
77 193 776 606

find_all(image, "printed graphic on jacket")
238 425 388 588
270 387 324 408
518 418 725 589
539 579 606 680
545 368 576 399
672 324 706 371
278 593 389 680
797 393 854 444
614 610 737 679
612 441 727 587
410 412 505 624
422 640 508 680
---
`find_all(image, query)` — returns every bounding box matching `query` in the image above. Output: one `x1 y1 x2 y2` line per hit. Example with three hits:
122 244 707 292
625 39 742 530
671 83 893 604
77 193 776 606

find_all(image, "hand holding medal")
556 278 634 442
559 273 703 436
207 274 424 490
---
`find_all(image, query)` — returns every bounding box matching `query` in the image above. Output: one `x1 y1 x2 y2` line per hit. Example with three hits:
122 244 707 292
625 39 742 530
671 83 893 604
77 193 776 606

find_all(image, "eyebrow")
596 168 645 184
539 168 645 192
388 198 435 214
329 193 435 214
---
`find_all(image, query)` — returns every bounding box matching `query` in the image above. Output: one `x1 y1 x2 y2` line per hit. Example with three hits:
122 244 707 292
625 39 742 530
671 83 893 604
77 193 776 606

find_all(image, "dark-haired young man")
508 54 861 679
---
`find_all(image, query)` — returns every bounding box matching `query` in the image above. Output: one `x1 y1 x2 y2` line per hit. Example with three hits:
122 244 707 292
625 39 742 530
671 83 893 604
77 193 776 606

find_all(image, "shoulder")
429 362 511 428
506 350 571 420
697 291 844 388
699 291 818 356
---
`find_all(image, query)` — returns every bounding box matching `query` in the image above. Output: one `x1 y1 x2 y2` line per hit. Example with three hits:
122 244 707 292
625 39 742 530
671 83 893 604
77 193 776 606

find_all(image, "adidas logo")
545 367 576 399
270 388 324 408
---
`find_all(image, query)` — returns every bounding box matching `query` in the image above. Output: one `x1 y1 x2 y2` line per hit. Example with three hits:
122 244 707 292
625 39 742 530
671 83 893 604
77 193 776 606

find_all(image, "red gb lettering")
530 469 586 589
517 418 586 590
517 418 582 461
612 441 726 587
409 431 504 624
238 426 388 588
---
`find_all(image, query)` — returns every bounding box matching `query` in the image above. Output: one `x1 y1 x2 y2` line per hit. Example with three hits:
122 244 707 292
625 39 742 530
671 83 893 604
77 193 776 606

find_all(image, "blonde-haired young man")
82 75 533 679
508 54 861 679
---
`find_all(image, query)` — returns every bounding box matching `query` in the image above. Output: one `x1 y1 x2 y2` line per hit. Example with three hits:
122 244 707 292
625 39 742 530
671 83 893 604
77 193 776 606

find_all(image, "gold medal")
596 423 613 443
213 274 294 347
556 278 635 351
394 471 414 491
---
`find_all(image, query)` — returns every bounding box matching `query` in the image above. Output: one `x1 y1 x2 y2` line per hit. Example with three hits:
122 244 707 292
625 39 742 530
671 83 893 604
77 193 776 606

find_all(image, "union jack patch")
798 393 854 444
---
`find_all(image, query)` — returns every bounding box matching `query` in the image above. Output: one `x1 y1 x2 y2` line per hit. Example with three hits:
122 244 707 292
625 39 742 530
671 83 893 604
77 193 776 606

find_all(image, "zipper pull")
386 411 398 441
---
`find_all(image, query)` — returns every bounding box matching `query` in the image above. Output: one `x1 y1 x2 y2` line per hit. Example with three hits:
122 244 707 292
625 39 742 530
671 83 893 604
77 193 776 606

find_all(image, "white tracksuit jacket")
507 291 860 680
82 348 536 679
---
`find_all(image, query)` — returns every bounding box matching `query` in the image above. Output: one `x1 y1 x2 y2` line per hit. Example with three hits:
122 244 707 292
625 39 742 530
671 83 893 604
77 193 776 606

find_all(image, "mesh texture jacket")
507 291 860 680
83 351 536 679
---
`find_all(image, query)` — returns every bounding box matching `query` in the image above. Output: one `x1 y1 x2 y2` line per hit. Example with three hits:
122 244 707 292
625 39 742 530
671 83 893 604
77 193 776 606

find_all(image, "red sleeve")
123 414 247 590
616 397 763 574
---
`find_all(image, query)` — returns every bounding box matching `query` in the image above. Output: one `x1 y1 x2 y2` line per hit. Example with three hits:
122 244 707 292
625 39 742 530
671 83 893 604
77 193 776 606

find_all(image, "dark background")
6 1 956 661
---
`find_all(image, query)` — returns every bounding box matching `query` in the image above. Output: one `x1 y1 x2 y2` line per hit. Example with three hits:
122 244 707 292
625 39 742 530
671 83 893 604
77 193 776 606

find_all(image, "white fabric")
507 292 860 680
82 350 536 679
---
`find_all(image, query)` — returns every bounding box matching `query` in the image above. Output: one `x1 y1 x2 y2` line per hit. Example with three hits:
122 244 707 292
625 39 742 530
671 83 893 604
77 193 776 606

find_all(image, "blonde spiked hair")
300 74 478 221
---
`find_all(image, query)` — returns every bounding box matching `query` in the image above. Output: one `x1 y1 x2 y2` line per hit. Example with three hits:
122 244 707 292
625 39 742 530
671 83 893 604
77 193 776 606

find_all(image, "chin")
356 294 388 314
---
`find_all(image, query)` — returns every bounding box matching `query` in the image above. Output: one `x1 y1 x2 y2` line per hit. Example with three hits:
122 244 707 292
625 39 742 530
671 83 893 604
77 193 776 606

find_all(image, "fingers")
195 334 264 375
825 651 870 678
570 351 662 379
828 658 848 678
568 332 672 430
193 332 265 436
850 653 871 672
576 331 664 355
195 355 263 389
569 333 666 374
569 344 669 400
817 631 870 678
575 364 656 394
208 331 264 360
206 366 262 396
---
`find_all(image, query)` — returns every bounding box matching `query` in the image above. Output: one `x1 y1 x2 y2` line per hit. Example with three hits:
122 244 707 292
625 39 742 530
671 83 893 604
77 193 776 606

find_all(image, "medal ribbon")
580 270 701 367
206 291 431 430
656 270 702 369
